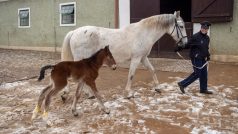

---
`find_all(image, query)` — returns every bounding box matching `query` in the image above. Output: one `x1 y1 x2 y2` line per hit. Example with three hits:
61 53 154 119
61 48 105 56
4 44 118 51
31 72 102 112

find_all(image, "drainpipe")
53 0 57 52
114 0 119 28
7 31 10 46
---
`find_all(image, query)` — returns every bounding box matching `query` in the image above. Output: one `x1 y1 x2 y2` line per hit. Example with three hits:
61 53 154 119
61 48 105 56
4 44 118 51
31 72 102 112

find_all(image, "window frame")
18 7 30 28
59 2 76 26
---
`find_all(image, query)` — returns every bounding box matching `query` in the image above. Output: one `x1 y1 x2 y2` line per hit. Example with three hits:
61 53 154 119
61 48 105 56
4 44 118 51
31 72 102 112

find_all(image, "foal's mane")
84 47 105 63
139 14 175 29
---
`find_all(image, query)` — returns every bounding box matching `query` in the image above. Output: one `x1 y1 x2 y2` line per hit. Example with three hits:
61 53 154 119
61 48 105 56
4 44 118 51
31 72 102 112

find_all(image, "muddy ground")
0 49 238 134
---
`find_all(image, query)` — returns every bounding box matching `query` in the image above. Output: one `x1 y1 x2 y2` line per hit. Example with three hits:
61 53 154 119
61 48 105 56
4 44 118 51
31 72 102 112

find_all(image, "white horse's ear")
174 11 176 15
174 11 180 18
176 11 180 18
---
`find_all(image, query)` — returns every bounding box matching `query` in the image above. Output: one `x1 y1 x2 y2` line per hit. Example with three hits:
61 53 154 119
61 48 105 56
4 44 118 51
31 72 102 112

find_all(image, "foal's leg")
125 57 141 98
141 57 161 92
86 81 109 114
71 82 84 116
32 84 52 120
42 84 65 120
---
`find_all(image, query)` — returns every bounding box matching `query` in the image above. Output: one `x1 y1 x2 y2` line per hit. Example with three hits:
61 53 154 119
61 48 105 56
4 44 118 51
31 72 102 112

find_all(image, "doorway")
160 0 191 22
130 0 192 58
157 0 192 58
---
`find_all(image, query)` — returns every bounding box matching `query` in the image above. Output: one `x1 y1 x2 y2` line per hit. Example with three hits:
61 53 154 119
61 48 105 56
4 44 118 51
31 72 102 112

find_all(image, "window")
18 8 30 28
60 2 76 26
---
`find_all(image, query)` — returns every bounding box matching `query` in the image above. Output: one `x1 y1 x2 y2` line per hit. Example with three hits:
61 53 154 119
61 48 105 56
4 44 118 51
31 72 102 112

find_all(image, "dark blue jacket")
185 31 210 59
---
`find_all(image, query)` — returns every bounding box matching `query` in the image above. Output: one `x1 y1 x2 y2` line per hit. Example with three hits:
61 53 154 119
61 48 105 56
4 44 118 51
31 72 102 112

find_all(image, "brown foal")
32 46 116 120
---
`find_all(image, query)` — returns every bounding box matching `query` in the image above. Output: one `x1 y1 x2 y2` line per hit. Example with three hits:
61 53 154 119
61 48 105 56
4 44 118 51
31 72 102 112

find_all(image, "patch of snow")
229 107 238 112
104 101 122 109
0 81 28 90
191 126 222 134
138 119 145 124
224 88 233 95
12 127 31 134
136 103 150 112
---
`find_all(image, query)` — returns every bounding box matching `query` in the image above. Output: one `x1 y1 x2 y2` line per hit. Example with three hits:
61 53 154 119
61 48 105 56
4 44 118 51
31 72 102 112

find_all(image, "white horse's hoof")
103 108 110 114
124 91 135 99
72 109 79 117
153 85 162 93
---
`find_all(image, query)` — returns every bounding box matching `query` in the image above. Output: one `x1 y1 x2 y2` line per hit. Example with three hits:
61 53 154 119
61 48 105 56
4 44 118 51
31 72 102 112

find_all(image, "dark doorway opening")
160 0 191 22
153 0 192 59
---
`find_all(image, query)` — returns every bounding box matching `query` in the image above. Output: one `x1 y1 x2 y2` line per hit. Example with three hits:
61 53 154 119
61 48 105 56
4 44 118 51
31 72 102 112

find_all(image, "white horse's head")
169 11 188 47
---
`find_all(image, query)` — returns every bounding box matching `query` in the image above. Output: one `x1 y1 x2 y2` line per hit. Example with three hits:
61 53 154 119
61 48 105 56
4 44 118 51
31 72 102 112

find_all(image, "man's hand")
174 46 183 52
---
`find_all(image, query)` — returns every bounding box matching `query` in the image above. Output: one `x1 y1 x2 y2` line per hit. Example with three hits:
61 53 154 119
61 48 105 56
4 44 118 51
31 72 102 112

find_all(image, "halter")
170 19 187 45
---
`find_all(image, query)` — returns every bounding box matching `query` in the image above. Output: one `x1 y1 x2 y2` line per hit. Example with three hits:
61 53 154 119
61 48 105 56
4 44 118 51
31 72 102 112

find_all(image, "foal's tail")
61 31 74 61
38 65 54 81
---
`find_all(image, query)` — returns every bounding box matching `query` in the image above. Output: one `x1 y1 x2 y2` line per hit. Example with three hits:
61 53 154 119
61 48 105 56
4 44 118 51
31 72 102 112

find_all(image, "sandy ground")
0 49 238 134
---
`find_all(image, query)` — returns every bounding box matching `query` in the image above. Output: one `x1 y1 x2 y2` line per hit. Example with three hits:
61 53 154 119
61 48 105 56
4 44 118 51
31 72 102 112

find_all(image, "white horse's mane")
139 14 175 30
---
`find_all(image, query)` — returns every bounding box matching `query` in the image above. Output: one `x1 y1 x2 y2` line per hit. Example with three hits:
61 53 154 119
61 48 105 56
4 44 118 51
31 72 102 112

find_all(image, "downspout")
114 0 119 28
53 0 57 52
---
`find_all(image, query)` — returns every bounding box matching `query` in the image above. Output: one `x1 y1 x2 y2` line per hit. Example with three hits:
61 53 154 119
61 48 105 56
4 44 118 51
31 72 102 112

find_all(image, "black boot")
178 82 185 94
200 90 213 94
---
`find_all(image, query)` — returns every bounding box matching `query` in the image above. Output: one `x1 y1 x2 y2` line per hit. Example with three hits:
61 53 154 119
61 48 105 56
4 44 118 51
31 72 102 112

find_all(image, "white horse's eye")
179 26 184 29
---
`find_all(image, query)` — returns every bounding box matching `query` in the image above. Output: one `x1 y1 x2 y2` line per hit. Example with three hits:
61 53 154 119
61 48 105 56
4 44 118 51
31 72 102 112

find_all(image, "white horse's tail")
61 31 74 61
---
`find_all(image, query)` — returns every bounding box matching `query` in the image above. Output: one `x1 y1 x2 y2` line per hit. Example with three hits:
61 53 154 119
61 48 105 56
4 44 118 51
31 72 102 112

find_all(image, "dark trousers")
179 58 208 91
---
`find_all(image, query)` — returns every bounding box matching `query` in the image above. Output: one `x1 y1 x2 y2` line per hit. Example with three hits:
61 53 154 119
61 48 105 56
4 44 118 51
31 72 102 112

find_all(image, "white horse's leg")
141 57 161 92
125 57 141 99
83 85 95 99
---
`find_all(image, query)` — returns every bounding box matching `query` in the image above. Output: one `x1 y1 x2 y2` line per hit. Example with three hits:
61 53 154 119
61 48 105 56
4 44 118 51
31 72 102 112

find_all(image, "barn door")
192 0 234 22
130 0 160 57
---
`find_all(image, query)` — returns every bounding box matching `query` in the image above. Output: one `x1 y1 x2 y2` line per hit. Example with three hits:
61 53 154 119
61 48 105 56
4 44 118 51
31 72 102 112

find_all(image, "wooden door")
192 0 234 22
130 0 160 57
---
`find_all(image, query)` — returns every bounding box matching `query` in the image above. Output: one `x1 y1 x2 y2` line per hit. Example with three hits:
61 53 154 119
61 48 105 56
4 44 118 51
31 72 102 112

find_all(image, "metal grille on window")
19 10 29 26
61 4 74 24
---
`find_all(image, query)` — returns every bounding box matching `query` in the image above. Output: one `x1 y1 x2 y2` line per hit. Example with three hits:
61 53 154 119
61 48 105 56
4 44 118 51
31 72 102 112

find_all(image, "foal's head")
101 46 116 70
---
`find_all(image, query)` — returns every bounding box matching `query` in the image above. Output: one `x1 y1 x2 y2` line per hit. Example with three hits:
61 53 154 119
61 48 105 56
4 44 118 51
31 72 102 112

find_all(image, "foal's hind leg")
86 81 110 114
42 84 65 120
32 84 52 120
141 57 161 93
71 82 84 116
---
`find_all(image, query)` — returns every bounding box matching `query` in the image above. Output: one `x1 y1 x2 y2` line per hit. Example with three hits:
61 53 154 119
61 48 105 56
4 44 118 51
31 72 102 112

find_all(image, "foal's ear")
104 45 109 51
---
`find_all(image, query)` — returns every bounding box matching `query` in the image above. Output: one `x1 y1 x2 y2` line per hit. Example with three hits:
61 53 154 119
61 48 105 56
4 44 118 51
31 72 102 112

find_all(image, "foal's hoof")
61 95 67 103
87 95 95 99
124 95 134 99
31 113 38 121
31 105 41 121
61 91 69 102
154 88 162 93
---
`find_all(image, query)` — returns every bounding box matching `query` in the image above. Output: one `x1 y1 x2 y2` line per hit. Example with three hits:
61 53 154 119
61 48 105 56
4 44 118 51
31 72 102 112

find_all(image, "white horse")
61 11 187 98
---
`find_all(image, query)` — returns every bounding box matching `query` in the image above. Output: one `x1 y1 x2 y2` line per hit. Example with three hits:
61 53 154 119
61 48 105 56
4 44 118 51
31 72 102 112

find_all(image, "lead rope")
176 52 208 70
